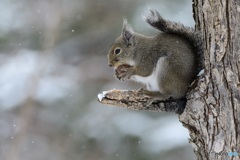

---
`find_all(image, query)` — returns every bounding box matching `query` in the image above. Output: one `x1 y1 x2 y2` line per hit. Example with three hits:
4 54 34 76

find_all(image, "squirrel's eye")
114 48 121 55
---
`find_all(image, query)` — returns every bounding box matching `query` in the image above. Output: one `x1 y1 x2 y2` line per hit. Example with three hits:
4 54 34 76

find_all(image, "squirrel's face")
107 36 135 69
108 20 137 69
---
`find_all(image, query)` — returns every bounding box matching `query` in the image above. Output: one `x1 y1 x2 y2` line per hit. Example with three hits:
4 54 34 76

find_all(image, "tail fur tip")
144 9 160 23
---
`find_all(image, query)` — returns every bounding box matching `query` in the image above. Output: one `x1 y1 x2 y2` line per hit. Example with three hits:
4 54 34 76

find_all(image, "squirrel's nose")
109 64 113 67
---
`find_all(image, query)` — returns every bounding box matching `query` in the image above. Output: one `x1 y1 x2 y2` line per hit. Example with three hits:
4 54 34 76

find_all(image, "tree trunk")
98 0 240 159
179 0 240 159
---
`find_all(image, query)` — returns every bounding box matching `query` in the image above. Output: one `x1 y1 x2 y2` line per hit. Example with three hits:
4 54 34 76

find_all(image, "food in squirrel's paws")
115 64 131 80
116 64 131 73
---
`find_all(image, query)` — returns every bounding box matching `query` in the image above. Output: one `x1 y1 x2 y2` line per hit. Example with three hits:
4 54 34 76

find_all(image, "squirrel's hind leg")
137 89 171 106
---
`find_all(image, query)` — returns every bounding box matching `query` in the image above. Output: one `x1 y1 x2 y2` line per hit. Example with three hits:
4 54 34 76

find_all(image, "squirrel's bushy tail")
145 10 203 73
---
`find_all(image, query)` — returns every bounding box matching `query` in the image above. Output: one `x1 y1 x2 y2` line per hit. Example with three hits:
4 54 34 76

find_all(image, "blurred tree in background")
0 0 196 159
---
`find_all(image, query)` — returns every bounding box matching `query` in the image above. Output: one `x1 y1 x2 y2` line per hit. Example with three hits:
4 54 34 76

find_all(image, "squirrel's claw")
137 89 151 97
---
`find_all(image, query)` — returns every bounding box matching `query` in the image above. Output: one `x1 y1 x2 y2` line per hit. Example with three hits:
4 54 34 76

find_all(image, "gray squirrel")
107 10 203 102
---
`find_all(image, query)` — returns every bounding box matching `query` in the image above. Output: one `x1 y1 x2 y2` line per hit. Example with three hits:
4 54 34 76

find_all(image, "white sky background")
0 0 196 159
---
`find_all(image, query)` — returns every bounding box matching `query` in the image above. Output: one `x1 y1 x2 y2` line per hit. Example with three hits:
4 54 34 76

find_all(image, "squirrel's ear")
122 19 135 46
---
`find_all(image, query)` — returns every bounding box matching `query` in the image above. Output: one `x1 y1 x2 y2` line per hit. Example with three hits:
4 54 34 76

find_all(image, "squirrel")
107 10 203 102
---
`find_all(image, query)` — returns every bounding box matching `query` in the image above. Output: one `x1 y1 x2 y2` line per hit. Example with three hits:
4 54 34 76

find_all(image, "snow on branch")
97 89 186 114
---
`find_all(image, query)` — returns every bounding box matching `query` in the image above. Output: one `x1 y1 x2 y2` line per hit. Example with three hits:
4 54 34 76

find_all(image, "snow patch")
197 69 204 76
97 91 108 101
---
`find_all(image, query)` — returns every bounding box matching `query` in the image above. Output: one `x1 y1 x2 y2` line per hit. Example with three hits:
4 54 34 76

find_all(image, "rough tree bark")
179 0 240 159
98 0 240 159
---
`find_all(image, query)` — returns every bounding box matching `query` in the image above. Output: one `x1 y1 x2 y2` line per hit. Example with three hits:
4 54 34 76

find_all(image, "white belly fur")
131 57 165 91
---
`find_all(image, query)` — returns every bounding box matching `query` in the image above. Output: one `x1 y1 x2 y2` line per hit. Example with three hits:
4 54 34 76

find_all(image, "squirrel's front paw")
115 66 135 81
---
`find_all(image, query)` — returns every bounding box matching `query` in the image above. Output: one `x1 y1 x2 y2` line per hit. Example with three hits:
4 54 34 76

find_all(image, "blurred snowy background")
0 0 196 160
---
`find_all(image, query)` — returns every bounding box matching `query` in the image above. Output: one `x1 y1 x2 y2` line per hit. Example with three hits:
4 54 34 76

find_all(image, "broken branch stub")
98 89 186 114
